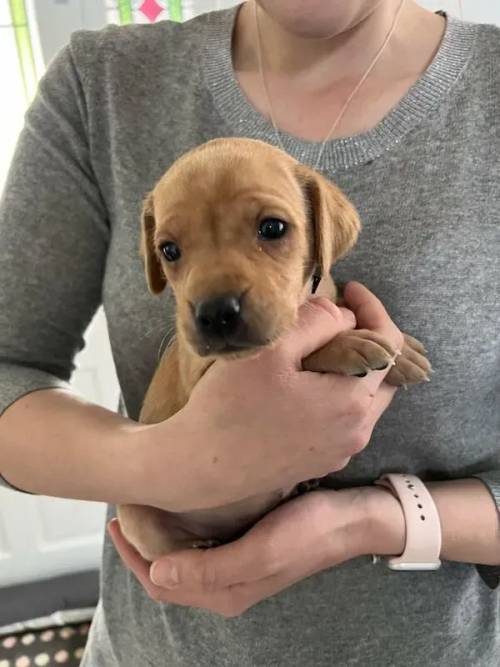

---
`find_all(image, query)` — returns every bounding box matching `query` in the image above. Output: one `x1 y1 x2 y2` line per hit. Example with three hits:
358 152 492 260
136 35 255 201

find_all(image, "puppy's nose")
194 293 242 340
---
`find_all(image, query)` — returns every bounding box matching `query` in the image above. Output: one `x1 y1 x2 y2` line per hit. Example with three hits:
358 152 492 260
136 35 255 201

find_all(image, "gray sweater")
1 5 499 666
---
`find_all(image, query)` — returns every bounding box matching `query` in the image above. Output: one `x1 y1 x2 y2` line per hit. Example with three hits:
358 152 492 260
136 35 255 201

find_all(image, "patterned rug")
0 622 89 666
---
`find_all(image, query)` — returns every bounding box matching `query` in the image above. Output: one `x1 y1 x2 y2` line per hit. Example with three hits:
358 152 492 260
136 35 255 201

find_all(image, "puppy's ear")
140 192 167 294
296 165 360 276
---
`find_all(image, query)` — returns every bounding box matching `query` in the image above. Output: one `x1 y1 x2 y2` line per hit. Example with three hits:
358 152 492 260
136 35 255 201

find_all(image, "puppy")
117 138 431 561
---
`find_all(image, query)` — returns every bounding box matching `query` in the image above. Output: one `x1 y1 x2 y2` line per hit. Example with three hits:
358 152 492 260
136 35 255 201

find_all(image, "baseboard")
0 570 99 628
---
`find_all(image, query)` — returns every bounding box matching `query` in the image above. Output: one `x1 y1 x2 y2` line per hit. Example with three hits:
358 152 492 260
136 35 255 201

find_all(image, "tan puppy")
117 138 431 561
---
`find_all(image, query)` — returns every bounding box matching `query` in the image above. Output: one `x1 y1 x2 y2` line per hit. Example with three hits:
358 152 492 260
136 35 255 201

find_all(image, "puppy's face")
141 139 359 357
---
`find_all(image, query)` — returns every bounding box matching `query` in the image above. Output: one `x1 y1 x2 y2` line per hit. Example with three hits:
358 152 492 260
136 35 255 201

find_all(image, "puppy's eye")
160 241 181 262
258 218 287 240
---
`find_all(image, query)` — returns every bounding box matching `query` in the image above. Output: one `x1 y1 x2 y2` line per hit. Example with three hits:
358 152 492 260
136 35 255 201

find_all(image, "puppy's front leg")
303 330 431 386
303 328 395 376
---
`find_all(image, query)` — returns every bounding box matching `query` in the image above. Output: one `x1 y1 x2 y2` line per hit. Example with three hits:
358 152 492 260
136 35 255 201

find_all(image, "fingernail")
107 518 118 533
150 560 180 588
374 363 389 371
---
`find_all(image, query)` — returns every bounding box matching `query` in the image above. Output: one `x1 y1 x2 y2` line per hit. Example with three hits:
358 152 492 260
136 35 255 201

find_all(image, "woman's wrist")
125 412 217 513
118 419 179 510
333 478 500 568
335 486 406 559
107 419 153 505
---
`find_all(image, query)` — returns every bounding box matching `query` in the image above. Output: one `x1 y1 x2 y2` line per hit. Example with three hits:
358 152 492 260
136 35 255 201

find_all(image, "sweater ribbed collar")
203 5 477 173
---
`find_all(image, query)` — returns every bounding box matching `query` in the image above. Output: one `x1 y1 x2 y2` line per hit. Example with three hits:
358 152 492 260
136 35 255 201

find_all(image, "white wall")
420 0 500 23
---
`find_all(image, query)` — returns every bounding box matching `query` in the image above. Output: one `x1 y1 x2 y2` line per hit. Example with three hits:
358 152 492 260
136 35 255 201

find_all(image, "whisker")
157 323 177 361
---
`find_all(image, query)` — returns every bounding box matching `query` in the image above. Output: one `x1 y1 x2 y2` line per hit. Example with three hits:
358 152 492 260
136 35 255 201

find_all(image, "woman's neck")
232 0 446 141
233 1 445 87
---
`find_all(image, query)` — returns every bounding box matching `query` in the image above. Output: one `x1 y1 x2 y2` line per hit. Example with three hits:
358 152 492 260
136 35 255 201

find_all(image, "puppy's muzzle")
193 292 264 355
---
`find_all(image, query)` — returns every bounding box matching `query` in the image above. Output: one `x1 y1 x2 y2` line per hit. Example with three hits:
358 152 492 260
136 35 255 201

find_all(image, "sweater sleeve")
0 40 110 488
472 471 500 589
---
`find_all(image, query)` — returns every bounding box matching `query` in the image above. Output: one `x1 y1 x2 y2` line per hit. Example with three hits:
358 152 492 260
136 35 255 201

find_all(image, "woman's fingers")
343 281 403 351
277 298 356 365
108 519 160 598
362 382 398 435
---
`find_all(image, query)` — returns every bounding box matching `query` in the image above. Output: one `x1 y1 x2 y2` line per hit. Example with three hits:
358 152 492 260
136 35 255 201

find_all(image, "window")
105 0 237 25
0 0 43 192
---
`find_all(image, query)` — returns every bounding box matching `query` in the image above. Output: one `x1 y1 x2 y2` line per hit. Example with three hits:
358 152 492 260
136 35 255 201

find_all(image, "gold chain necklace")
254 0 407 170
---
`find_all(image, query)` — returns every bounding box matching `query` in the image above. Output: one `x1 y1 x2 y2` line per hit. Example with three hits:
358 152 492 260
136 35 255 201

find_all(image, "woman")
0 0 499 664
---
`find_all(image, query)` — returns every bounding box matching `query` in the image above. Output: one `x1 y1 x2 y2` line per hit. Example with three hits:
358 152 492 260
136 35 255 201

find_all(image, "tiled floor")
0 622 89 667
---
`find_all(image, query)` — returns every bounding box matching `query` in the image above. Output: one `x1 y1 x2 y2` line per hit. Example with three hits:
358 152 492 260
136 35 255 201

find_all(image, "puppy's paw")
385 333 432 387
117 504 214 561
303 329 396 377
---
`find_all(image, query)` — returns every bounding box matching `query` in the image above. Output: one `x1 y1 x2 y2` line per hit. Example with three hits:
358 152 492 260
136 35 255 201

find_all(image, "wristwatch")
374 473 442 571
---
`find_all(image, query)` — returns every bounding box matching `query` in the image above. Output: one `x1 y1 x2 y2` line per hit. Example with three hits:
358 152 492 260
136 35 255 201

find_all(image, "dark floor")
0 621 90 666
0 571 99 629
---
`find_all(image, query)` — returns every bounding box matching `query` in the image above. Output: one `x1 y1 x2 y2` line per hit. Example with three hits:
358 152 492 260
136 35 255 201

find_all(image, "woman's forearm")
0 388 148 504
364 478 500 566
426 479 500 565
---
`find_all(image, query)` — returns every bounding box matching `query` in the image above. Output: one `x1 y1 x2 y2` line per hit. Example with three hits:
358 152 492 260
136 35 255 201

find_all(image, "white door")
0 309 120 587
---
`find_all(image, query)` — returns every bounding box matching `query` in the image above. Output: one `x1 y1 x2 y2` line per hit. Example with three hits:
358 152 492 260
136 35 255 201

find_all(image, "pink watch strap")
375 473 442 571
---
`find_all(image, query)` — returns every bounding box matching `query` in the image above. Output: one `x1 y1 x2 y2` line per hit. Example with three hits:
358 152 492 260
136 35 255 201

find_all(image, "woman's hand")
135 282 403 513
109 484 406 618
